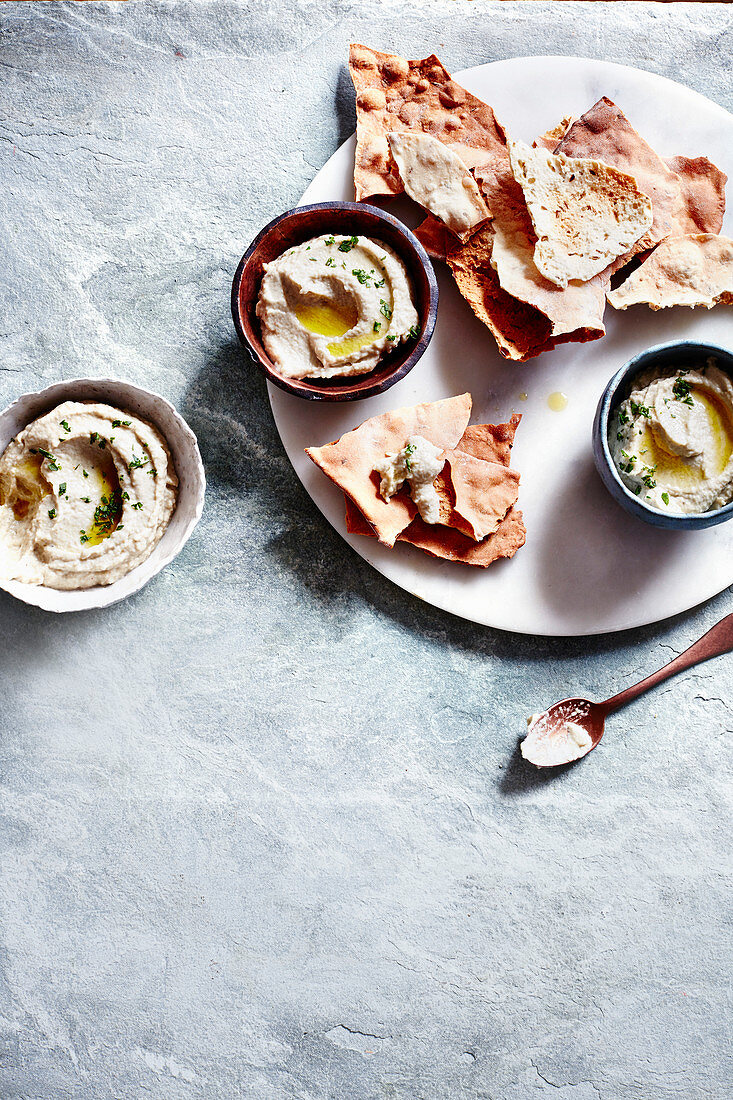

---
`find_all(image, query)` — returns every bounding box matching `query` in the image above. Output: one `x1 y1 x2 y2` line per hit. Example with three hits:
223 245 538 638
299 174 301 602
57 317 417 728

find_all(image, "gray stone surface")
1 2 732 1097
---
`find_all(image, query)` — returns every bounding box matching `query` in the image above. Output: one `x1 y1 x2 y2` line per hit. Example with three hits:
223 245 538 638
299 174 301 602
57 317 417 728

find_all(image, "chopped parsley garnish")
38 448 61 471
324 235 335 246
82 469 89 478
132 501 143 510
619 450 636 474
80 497 91 504
48 509 56 520
352 268 371 286
325 257 336 268
338 235 359 253
80 531 89 543
641 472 656 489
634 485 642 496
60 420 71 433
386 334 397 342
404 442 416 473
379 299 392 320
90 431 99 444
148 468 158 479
373 278 385 289
122 491 130 502
617 409 629 425
408 324 420 340
58 482 67 497
373 321 381 333
111 419 131 429
630 400 651 419
661 492 670 506
127 453 148 471
672 377 694 406
92 491 122 536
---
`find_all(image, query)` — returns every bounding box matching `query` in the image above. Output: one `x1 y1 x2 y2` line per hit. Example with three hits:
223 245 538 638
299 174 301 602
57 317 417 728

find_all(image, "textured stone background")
1 3 732 1098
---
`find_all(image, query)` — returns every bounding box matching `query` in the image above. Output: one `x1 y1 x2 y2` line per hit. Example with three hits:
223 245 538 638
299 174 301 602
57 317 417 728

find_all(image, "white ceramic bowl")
0 377 206 612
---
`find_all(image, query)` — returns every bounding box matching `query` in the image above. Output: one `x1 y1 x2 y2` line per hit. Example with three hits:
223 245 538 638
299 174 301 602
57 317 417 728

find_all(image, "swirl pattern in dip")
0 400 177 589
256 233 419 379
609 359 733 513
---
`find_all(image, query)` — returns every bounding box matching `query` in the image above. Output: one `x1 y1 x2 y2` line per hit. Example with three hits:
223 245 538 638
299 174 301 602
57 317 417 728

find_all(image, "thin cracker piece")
349 43 507 202
306 393 472 547
388 131 491 239
607 234 733 311
442 449 520 541
415 213 455 263
533 116 575 152
508 138 653 288
553 97 681 266
401 505 526 568
666 155 727 236
473 160 608 343
344 418 526 567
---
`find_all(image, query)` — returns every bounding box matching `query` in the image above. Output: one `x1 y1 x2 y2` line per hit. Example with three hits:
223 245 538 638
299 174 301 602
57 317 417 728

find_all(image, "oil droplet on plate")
519 392 528 402
548 391 568 412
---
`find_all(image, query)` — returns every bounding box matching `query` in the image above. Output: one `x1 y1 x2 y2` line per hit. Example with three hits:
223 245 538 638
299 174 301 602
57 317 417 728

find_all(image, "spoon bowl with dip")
521 611 733 767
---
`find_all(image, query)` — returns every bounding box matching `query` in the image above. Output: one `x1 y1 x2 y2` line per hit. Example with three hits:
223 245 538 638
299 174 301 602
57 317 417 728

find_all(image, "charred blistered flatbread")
349 43 508 202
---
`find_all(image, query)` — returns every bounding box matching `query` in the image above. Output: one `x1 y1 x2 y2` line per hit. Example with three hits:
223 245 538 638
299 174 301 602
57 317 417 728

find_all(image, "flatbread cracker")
473 160 608 341
553 98 681 267
344 418 526 568
388 131 490 239
666 155 727 236
508 138 653 287
533 116 575 152
305 393 472 547
442 449 520 541
607 234 733 311
349 43 507 202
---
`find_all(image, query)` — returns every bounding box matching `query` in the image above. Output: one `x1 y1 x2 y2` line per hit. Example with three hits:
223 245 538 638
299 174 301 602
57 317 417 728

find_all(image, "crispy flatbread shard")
444 223 556 360
349 43 508 202
388 132 491 239
553 98 681 265
305 393 472 547
457 414 521 466
508 138 653 288
473 161 608 341
401 505 526 567
665 155 727 236
607 234 733 311
415 213 454 263
533 116 575 152
443 450 521 541
344 418 526 567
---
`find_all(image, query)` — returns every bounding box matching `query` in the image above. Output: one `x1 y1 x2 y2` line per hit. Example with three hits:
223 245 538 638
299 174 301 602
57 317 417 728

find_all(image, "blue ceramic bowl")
592 340 733 530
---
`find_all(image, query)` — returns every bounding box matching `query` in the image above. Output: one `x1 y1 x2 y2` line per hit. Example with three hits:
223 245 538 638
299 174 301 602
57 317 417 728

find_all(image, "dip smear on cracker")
306 396 525 568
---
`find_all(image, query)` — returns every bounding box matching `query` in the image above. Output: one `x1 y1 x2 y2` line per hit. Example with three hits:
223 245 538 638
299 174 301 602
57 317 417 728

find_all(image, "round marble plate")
269 55 733 636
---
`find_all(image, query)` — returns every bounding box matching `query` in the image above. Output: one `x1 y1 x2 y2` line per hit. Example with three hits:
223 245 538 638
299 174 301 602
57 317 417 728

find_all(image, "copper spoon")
521 612 733 768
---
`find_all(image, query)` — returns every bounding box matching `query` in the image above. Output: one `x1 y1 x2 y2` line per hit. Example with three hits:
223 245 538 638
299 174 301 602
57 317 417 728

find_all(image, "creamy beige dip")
256 233 419 379
521 713 593 767
0 400 177 589
376 435 444 523
609 359 733 513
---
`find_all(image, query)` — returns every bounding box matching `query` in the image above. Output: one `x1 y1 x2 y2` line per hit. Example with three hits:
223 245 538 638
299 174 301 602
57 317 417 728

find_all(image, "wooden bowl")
231 201 439 401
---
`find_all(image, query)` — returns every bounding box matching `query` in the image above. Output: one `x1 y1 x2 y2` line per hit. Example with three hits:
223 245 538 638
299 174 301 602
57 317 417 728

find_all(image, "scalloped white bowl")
0 378 205 612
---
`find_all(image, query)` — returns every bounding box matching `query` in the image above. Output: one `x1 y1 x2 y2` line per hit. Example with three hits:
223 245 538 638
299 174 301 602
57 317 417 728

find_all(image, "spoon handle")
603 611 733 715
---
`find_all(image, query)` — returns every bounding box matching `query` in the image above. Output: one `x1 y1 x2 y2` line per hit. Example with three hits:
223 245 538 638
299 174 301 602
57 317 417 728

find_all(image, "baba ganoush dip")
376 435 444 523
609 359 733 513
256 233 419 379
0 400 177 589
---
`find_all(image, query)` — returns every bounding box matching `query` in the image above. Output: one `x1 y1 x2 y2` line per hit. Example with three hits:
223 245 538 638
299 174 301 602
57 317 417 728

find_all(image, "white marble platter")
269 55 733 636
